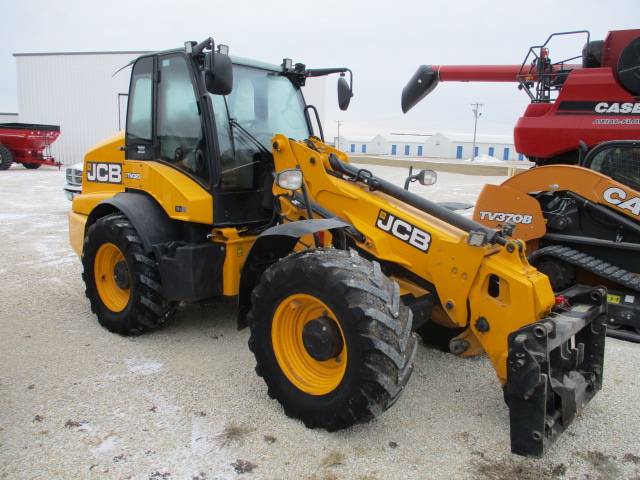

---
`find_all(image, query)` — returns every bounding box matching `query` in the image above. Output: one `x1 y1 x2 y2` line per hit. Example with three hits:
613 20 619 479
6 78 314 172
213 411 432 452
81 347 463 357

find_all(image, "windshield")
210 64 310 192
216 64 310 149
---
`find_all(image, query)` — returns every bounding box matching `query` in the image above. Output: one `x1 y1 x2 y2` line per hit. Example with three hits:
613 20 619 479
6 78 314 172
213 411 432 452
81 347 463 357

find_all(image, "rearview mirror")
337 76 352 111
416 169 437 186
404 168 437 190
204 53 233 95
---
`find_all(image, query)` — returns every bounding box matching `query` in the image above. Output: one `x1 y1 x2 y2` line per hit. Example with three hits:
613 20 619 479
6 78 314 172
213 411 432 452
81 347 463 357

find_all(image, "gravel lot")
1 165 639 480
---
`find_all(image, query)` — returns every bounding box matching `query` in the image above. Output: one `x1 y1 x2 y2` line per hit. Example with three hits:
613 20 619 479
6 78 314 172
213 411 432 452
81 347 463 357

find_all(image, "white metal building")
335 134 433 156
334 132 520 160
335 135 374 154
14 51 146 165
12 51 327 166
425 132 521 160
0 112 18 123
370 134 432 156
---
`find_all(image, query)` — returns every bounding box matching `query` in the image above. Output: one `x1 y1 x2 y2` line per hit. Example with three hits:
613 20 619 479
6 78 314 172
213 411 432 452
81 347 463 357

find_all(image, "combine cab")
402 29 640 165
0 123 61 170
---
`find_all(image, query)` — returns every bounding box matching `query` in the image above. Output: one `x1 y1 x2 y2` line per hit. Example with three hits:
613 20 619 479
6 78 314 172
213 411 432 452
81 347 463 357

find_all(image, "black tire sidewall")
0 145 13 170
252 268 368 415
249 249 414 429
82 214 166 334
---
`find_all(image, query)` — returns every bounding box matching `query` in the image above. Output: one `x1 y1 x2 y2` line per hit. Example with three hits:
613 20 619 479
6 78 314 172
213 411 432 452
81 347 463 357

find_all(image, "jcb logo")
86 162 122 184
376 210 431 252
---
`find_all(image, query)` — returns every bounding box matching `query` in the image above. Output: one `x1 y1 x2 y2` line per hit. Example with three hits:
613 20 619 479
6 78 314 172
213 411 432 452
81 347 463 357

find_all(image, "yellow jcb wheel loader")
68 38 606 457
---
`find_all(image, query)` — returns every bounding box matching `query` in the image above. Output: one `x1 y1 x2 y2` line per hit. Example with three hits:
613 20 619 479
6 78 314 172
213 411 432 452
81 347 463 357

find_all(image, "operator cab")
584 141 640 192
124 38 352 230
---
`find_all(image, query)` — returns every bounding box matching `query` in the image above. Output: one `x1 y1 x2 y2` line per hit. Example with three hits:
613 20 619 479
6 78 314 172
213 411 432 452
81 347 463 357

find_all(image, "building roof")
338 135 375 142
376 134 432 143
434 132 513 143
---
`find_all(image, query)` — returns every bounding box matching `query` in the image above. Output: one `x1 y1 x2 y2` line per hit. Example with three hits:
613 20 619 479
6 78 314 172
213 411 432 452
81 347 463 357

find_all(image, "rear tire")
0 145 13 170
82 213 175 335
248 249 417 431
22 162 41 169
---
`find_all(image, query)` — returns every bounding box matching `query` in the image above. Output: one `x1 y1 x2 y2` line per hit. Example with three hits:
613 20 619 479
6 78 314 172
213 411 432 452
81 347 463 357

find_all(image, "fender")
237 218 350 329
87 192 182 253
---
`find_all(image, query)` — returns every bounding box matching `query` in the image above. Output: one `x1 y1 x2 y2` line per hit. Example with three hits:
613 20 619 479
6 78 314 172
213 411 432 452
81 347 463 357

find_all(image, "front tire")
248 249 417 431
0 145 13 170
82 213 175 335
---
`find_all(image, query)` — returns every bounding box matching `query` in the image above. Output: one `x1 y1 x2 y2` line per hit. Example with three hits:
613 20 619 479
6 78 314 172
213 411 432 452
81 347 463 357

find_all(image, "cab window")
589 145 640 191
212 65 310 192
157 54 210 186
126 56 153 159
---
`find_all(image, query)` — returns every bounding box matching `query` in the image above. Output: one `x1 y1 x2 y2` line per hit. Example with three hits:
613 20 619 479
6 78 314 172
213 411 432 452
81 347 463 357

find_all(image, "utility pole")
336 121 343 150
470 102 483 161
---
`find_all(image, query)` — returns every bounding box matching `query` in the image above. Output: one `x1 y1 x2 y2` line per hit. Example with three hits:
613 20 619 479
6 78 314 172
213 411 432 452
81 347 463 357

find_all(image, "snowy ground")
1 164 639 480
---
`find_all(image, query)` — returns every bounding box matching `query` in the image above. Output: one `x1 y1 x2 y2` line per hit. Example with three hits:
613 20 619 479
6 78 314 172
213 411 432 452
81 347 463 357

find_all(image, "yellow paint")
128 161 213 224
271 294 347 395
607 294 621 304
94 243 130 312
71 132 214 234
210 229 257 296
68 212 87 258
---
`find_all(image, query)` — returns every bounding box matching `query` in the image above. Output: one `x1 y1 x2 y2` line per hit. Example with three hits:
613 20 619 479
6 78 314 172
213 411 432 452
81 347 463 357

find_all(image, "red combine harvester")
402 29 640 341
402 29 640 165
0 123 61 170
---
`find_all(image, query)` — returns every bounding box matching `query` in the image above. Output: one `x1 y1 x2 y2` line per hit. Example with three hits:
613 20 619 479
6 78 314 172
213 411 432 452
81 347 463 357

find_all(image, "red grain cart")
0 123 61 170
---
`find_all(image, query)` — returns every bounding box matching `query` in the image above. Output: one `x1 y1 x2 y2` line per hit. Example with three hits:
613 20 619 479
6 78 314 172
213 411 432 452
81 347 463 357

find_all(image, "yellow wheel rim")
94 243 130 312
272 294 347 395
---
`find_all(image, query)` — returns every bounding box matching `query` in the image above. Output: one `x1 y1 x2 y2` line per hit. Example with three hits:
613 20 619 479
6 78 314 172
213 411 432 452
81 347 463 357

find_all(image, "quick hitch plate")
506 285 607 457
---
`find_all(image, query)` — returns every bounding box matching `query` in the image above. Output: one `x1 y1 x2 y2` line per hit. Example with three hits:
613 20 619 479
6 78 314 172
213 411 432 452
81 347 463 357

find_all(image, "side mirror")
404 168 437 190
337 76 352 111
204 53 233 95
416 169 437 186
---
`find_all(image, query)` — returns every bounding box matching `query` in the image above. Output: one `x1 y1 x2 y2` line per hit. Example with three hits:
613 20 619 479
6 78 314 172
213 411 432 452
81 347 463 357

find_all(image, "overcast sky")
2 0 638 140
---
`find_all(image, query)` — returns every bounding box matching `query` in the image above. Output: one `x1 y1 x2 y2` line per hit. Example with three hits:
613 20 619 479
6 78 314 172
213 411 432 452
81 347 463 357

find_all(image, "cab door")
208 67 277 229
125 51 212 188
125 52 276 229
